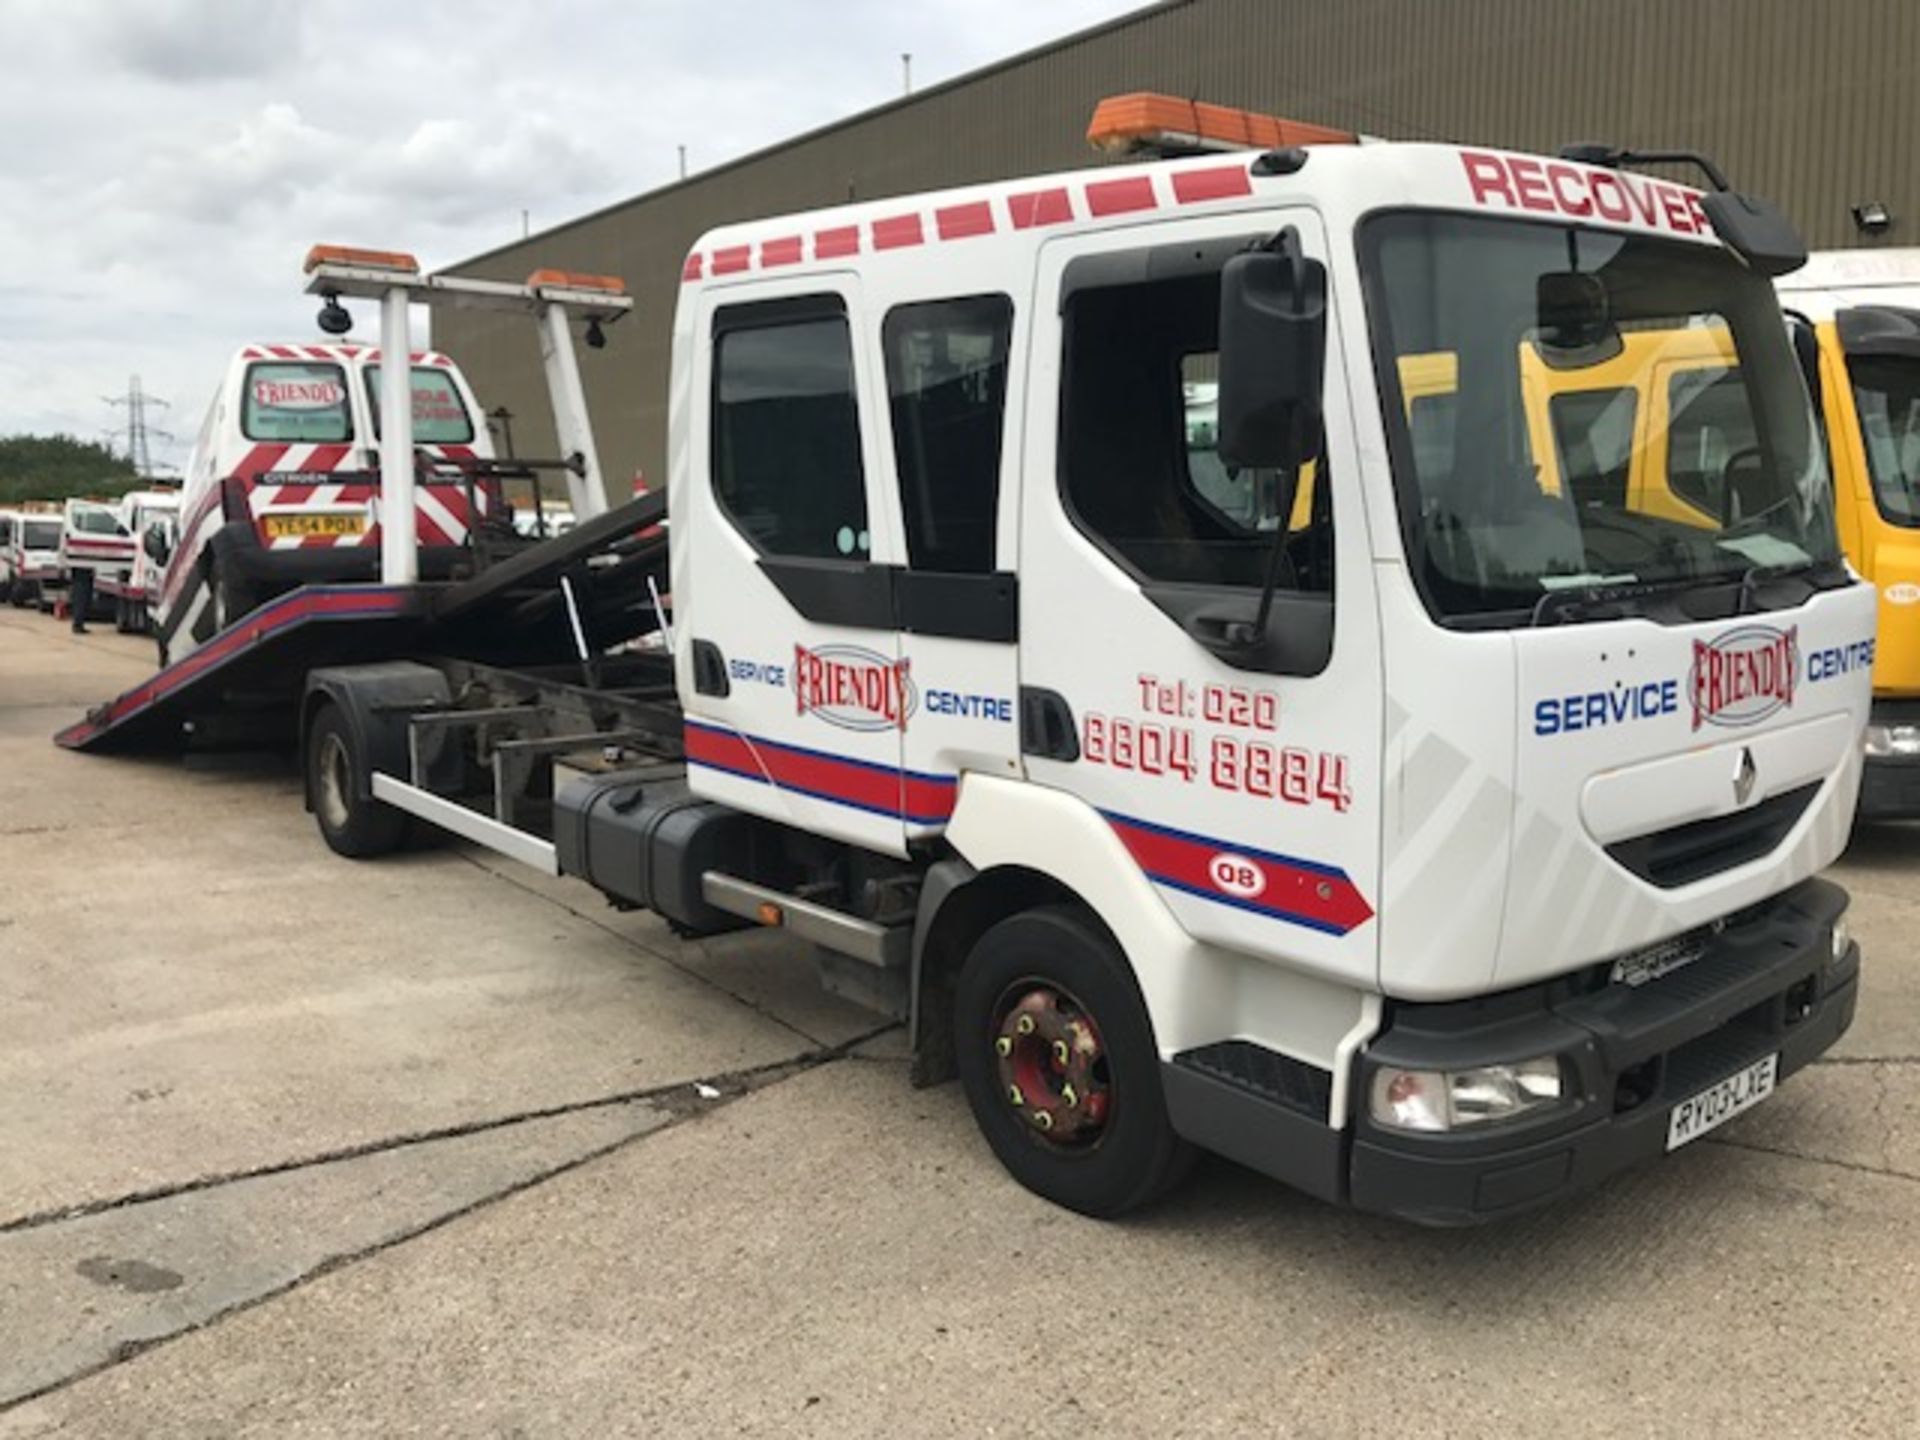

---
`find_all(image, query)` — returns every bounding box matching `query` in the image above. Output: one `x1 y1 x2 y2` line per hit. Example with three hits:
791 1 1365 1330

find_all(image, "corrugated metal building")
440 0 1920 498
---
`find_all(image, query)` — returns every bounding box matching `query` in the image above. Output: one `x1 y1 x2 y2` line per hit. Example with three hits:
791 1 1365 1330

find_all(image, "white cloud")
0 0 1138 471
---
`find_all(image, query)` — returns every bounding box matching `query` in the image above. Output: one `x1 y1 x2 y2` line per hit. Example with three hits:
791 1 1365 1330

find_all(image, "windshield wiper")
1528 576 1698 627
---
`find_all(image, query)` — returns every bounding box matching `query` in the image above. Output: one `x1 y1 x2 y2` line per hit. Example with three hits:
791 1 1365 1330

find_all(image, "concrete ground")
1 606 1917 1438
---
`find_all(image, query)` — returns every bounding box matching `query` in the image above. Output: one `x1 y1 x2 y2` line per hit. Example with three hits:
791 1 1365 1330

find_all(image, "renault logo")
1733 746 1758 805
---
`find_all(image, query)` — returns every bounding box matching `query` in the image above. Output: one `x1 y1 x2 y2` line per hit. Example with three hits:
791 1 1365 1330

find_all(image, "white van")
154 342 499 663
3 509 62 607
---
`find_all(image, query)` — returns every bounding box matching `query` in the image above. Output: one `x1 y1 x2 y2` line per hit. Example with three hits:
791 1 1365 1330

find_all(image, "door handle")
691 639 730 697
1020 687 1080 762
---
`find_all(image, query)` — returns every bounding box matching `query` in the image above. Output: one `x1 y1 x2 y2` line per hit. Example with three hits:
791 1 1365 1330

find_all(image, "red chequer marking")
1085 176 1157 216
872 214 925 250
1171 165 1254 204
711 245 751 275
1007 188 1072 228
935 202 995 240
815 226 859 258
761 235 803 267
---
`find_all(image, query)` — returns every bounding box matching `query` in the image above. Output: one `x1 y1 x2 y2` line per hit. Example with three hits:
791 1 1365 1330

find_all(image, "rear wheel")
954 905 1194 1217
307 703 407 858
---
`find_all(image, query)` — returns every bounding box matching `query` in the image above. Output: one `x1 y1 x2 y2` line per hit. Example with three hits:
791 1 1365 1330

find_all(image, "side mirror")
1217 228 1326 471
143 525 171 565
1702 191 1807 279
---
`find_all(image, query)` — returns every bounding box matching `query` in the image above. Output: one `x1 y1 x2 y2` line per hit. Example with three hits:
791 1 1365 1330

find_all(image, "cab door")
677 274 912 856
877 293 1026 838
1017 212 1381 988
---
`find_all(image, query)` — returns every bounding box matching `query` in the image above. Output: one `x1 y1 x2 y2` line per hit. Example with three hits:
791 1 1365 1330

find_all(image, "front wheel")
307 703 407 858
211 561 258 634
954 905 1194 1218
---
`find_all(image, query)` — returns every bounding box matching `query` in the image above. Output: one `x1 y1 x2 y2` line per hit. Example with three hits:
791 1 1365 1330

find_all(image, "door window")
1548 387 1637 509
364 365 475 443
883 295 1012 573
1062 269 1332 593
1666 366 1757 519
712 298 868 561
242 362 353 443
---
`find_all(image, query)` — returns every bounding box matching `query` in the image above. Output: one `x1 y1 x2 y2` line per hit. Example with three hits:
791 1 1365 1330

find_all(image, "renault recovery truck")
65 97 1870 1225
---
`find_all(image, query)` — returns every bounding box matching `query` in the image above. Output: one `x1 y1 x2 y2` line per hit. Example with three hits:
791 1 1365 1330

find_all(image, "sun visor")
1835 304 1920 360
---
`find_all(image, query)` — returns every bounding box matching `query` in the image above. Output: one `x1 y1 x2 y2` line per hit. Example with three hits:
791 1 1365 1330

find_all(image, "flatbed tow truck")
61 96 1870 1224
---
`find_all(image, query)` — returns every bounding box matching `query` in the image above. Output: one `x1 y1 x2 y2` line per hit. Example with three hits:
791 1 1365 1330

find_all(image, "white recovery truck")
64 97 1870 1224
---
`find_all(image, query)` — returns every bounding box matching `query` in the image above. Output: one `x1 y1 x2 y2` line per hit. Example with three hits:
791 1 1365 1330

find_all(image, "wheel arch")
300 662 450 813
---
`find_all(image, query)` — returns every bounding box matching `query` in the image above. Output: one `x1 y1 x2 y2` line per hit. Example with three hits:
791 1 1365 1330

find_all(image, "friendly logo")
1688 624 1798 731
792 644 917 732
1885 582 1920 607
1208 852 1267 899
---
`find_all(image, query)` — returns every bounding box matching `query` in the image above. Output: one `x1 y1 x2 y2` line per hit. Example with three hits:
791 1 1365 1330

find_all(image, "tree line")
0 435 144 506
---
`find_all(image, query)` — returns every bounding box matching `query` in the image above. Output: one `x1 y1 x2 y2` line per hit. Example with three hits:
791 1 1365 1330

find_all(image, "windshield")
1362 212 1837 624
1847 352 1920 527
365 366 475 444
24 520 59 549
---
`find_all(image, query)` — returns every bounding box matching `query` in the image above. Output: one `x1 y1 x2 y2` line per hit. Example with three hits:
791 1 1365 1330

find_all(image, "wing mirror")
143 524 172 566
1217 227 1327 471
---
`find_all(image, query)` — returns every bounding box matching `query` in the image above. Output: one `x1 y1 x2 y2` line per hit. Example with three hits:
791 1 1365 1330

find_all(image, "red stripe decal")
1171 165 1254 204
871 213 925 250
814 226 859 259
682 252 704 282
1085 176 1157 216
302 344 333 360
761 235 803 267
266 484 316 507
1105 812 1373 936
1007 187 1072 228
233 443 291 482
267 344 300 360
684 723 956 824
307 443 352 473
711 245 751 275
242 345 265 359
935 202 995 240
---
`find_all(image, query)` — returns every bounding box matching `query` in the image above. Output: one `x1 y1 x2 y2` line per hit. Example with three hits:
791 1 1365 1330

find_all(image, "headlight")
1865 723 1920 758
1829 915 1852 965
1369 1057 1566 1133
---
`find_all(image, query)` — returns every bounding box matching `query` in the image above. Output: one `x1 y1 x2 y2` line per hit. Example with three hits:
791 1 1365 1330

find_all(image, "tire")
954 905 1194 1218
211 561 257 634
113 596 131 633
306 703 407 859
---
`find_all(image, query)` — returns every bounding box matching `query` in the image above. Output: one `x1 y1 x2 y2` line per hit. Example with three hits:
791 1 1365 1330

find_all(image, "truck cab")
154 341 498 664
663 112 1868 1220
97 488 180 633
57 498 135 618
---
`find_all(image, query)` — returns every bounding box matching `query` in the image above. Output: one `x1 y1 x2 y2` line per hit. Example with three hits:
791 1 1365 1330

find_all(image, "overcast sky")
0 0 1136 472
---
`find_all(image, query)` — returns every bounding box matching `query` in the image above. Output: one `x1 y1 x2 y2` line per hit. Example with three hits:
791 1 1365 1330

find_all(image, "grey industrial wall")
440 0 1920 499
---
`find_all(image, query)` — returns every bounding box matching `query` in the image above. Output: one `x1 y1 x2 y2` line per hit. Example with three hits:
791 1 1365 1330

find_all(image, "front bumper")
1348 877 1855 1223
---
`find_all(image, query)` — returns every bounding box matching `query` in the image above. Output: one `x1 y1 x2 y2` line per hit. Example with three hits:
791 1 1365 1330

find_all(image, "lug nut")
995 1036 1012 1057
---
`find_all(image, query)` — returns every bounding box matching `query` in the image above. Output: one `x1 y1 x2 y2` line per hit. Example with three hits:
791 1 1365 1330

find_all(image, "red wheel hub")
991 982 1111 1147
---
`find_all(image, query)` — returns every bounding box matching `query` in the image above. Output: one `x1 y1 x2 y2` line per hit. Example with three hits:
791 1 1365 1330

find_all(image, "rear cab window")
243 362 353 443
365 366 476 444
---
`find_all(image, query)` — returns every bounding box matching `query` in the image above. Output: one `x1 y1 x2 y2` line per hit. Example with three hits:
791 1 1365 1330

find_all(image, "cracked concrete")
4 608 1920 1435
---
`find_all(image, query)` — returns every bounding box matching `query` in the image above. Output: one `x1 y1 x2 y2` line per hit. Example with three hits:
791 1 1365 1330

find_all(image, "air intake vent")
1605 782 1819 889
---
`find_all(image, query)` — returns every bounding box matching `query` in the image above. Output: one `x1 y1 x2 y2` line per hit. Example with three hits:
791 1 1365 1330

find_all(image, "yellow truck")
1365 263 1918 818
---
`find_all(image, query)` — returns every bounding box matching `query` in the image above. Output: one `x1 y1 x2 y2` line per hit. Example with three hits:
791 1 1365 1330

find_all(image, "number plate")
1666 1053 1777 1151
262 513 365 538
